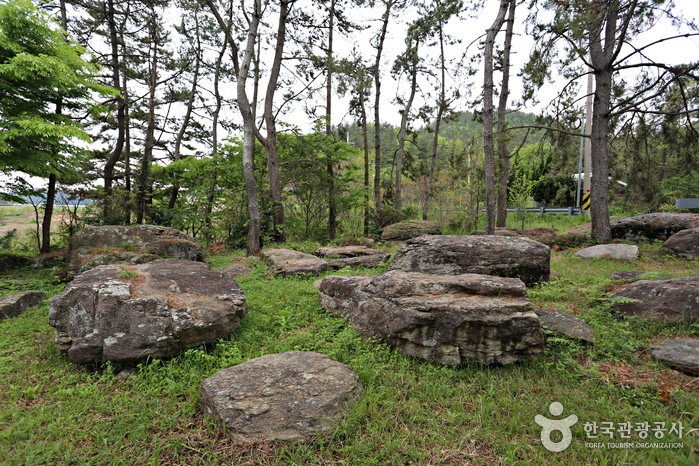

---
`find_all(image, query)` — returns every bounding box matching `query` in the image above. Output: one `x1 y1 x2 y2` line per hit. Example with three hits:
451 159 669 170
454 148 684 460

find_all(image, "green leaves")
0 0 116 179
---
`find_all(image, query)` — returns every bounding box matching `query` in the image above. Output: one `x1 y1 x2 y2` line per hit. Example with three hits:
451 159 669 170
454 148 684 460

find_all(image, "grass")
0 242 698 465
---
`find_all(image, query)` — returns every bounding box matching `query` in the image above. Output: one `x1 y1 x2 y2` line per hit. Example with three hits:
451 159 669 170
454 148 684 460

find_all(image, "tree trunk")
40 173 56 254
204 42 226 246
102 0 125 223
205 0 262 254
169 10 202 211
260 0 292 243
373 1 393 219
361 93 370 237
122 68 132 225
423 18 446 221
496 0 516 227
137 15 159 224
590 66 613 242
326 0 337 240
587 0 622 243
483 0 509 235
240 0 263 254
396 38 418 216
40 0 70 254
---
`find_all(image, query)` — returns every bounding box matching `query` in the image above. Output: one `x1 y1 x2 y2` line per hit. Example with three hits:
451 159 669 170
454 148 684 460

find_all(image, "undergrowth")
0 243 697 465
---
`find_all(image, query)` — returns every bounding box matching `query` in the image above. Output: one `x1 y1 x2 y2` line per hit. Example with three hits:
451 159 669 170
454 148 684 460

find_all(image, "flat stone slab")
319 270 544 365
380 220 441 243
652 339 699 375
535 310 595 343
471 228 558 245
67 225 203 280
219 264 252 278
609 271 669 281
390 235 550 286
611 213 699 242
0 291 47 320
315 246 383 258
574 244 638 261
338 238 375 247
610 271 645 280
611 276 699 324
200 351 362 445
262 249 328 276
49 259 248 364
328 254 390 270
663 227 699 259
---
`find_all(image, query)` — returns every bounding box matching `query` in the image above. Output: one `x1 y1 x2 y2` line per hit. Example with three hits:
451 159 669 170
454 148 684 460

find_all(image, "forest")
1 0 698 254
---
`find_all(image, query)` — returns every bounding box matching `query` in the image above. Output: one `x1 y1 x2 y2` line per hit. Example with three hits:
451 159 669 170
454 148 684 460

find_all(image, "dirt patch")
579 354 699 397
565 222 592 234
0 207 66 238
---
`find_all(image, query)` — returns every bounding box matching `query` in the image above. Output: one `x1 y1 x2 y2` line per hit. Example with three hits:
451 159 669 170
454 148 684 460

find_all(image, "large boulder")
200 351 361 444
663 227 699 259
389 235 550 286
262 248 328 276
319 270 544 365
610 276 699 324
0 291 47 320
67 225 203 280
611 213 699 242
574 244 638 261
380 220 441 243
48 259 248 364
652 339 699 376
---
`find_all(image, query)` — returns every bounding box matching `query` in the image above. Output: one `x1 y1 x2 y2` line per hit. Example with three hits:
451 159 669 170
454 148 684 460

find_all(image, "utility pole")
576 114 584 208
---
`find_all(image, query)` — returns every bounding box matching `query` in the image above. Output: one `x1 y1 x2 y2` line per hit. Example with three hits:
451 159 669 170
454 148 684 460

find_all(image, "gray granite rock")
611 276 699 323
574 244 638 261
319 270 544 365
49 259 248 364
200 351 361 444
663 227 699 259
219 264 252 278
611 213 699 242
262 249 328 276
535 310 595 344
389 235 550 286
609 271 645 280
67 225 203 280
0 291 47 320
652 339 699 375
609 271 668 281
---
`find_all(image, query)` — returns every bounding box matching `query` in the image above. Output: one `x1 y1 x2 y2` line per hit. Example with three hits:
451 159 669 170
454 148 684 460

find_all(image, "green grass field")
1 241 698 465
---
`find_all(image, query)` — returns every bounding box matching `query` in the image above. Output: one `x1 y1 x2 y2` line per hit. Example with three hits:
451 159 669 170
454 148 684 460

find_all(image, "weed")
118 267 138 279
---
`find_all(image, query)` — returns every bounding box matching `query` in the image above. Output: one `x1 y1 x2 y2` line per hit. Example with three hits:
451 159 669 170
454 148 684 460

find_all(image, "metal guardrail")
507 207 582 217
